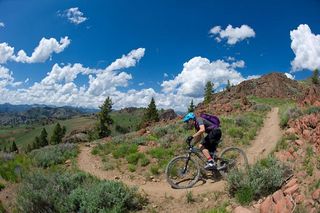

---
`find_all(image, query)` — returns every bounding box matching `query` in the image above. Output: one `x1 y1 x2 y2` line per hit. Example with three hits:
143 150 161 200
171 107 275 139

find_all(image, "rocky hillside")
197 72 309 115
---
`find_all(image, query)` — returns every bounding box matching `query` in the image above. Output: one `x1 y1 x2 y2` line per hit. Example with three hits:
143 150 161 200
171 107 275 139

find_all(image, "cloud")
60 7 88 25
15 37 71 63
161 56 245 97
88 48 145 95
290 24 320 71
0 37 70 64
0 22 4 28
0 43 15 63
209 25 255 45
164 73 169 78
285 73 295 80
0 65 22 88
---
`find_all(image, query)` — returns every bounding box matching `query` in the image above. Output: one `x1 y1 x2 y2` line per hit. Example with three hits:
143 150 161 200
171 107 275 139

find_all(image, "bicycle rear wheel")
218 147 248 178
165 156 200 189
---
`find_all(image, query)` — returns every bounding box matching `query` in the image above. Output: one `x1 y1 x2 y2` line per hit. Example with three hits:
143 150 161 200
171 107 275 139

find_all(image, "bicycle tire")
218 147 248 178
165 156 200 189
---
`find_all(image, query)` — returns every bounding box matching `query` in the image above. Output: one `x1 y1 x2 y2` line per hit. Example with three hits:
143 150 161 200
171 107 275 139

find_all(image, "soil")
77 108 283 212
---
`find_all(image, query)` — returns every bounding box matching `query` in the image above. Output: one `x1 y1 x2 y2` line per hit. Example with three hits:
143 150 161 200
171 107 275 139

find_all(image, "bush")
227 127 244 139
112 144 138 159
252 104 271 112
0 154 31 182
304 106 320 115
16 171 147 213
280 107 302 128
150 165 160 175
126 153 144 164
148 147 173 160
30 144 78 168
227 156 288 204
0 182 4 191
128 164 136 172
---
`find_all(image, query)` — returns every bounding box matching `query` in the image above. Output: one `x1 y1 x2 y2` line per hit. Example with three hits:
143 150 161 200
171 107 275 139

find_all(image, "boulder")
234 206 253 213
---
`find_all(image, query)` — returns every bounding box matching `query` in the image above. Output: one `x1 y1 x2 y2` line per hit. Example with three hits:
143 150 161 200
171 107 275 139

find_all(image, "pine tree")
50 123 66 144
312 69 319 84
11 141 18 153
39 128 48 147
226 80 231 91
34 136 40 149
144 97 159 123
188 99 195 112
97 97 113 138
204 81 214 104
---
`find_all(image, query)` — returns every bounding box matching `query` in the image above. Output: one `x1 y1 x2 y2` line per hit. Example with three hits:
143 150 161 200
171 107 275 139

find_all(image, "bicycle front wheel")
219 147 248 178
165 156 200 189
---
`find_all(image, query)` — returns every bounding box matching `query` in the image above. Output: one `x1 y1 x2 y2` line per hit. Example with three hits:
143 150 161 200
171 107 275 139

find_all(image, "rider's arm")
193 124 205 139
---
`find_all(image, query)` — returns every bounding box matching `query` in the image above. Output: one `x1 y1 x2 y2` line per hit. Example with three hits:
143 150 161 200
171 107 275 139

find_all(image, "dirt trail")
246 107 282 164
77 108 282 211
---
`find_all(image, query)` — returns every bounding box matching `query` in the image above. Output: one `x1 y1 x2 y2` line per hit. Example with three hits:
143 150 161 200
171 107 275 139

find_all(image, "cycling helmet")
183 112 195 122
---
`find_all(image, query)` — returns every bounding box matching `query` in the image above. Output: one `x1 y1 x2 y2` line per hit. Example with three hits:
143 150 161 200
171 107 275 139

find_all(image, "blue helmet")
183 112 195 122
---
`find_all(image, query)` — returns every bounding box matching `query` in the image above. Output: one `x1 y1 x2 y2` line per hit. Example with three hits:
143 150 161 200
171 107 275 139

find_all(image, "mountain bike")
165 139 248 189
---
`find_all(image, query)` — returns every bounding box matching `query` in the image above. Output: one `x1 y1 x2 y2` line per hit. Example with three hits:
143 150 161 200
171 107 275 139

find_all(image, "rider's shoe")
204 160 216 170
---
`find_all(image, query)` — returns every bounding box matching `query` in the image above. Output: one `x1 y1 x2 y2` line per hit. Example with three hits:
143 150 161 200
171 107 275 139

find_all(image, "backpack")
200 113 220 130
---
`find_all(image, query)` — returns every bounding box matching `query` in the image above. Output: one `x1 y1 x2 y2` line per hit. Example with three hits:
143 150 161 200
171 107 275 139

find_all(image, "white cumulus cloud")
0 37 70 64
60 7 88 25
290 24 320 71
0 22 4 28
161 56 245 97
0 65 22 88
15 37 70 63
0 43 15 64
209 24 256 45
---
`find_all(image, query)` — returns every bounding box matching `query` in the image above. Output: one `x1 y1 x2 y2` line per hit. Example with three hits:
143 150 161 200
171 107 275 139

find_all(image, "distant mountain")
0 103 98 126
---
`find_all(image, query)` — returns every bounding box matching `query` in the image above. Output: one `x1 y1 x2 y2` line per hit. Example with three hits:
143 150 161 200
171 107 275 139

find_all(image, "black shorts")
201 128 222 152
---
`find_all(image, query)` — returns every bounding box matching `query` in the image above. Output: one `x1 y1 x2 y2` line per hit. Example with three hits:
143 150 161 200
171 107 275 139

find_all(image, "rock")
272 190 285 203
260 196 275 213
203 197 209 202
137 128 146 136
138 145 149 153
159 109 177 121
284 184 299 195
288 147 294 154
274 197 290 213
296 171 307 178
114 176 120 180
303 129 311 140
234 206 253 213
284 178 297 189
311 188 320 201
152 204 158 208
65 159 71 165
285 128 296 135
295 194 305 204
63 133 89 143
295 139 304 146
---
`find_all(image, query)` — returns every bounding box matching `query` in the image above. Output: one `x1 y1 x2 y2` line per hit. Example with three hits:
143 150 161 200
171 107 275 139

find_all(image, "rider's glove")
186 136 193 143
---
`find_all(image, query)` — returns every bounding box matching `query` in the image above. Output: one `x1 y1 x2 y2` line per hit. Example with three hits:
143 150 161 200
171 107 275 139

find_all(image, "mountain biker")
183 112 222 170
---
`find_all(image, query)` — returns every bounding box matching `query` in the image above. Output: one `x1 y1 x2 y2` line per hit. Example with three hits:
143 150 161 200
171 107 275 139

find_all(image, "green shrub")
227 127 244 139
235 186 254 205
202 202 229 213
128 164 136 172
30 144 78 168
252 104 271 112
280 107 302 128
304 106 320 115
151 126 168 138
0 153 31 182
148 147 173 160
0 182 4 191
150 165 160 175
126 153 143 164
0 201 5 213
227 156 288 204
186 191 195 203
16 171 147 213
112 144 138 159
140 155 150 167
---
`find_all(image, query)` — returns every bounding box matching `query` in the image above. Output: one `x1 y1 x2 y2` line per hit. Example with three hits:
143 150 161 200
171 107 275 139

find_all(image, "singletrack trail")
245 107 282 164
77 107 282 211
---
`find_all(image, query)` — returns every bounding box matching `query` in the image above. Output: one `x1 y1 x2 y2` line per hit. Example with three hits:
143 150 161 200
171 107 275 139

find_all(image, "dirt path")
246 107 282 164
77 108 282 212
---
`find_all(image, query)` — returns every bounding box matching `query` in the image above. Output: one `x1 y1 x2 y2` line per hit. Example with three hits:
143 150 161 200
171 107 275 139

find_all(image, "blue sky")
0 0 320 111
